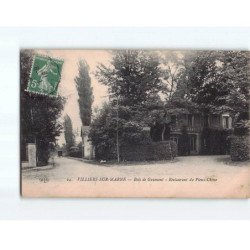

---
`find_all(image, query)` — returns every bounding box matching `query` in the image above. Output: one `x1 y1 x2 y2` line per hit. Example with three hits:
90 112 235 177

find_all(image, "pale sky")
38 49 111 145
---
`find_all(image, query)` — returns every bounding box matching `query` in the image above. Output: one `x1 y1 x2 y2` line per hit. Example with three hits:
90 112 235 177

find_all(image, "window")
204 115 209 127
170 137 178 145
222 116 230 129
225 117 229 128
188 114 193 127
189 135 197 151
171 115 177 125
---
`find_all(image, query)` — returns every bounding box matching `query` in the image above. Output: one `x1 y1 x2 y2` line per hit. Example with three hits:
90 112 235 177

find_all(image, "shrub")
122 121 151 144
68 149 83 158
178 126 190 156
120 140 177 161
95 145 117 160
230 135 249 161
201 128 232 155
234 120 249 136
169 140 178 158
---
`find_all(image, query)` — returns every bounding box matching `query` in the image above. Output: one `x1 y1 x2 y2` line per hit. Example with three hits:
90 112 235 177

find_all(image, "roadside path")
22 155 250 198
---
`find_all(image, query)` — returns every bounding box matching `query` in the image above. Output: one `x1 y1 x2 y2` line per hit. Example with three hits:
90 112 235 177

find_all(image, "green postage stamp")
27 55 64 96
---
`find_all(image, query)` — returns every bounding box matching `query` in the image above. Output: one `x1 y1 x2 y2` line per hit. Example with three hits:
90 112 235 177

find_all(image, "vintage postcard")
20 49 250 198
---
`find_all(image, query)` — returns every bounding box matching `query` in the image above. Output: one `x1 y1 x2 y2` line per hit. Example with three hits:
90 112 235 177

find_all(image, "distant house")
82 111 233 159
81 126 94 160
168 112 233 154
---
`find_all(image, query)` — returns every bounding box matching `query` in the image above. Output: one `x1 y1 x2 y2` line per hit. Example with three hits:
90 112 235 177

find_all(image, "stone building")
168 112 233 154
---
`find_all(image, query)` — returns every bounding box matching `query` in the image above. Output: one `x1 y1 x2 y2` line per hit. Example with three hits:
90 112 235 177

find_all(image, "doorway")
189 134 197 154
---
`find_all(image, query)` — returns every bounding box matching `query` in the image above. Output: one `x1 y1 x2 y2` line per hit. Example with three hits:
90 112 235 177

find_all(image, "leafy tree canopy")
95 50 163 107
20 50 65 166
63 114 75 151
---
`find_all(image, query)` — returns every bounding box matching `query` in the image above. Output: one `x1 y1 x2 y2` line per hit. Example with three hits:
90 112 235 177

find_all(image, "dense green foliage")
180 51 249 118
120 141 177 161
63 114 75 152
230 135 249 161
75 60 94 126
96 50 162 106
89 103 151 160
91 50 164 160
230 119 249 161
20 50 65 166
178 126 190 155
68 148 82 158
90 49 249 161
201 128 232 155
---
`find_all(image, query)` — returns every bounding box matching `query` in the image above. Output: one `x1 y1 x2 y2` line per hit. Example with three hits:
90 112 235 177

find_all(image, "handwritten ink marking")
39 176 49 183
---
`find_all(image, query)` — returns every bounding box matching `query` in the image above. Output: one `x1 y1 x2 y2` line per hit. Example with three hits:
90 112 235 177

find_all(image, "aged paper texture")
21 49 250 198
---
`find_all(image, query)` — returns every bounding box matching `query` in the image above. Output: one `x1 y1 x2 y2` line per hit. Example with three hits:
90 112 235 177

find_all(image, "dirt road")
22 155 250 198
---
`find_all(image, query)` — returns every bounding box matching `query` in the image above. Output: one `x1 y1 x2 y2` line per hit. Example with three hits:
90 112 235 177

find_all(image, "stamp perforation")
25 53 64 97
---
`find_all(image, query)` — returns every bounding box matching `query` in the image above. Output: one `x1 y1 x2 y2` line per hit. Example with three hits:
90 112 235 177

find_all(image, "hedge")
95 145 117 160
230 135 249 161
94 129 152 161
201 128 232 155
120 141 177 161
69 150 82 158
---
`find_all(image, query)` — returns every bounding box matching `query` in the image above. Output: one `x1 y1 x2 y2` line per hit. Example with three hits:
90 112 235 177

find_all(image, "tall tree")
63 114 75 151
182 51 219 111
89 103 149 160
160 51 184 102
20 50 65 166
180 50 249 118
95 50 162 106
96 50 164 137
90 50 163 158
75 60 94 126
218 51 249 120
